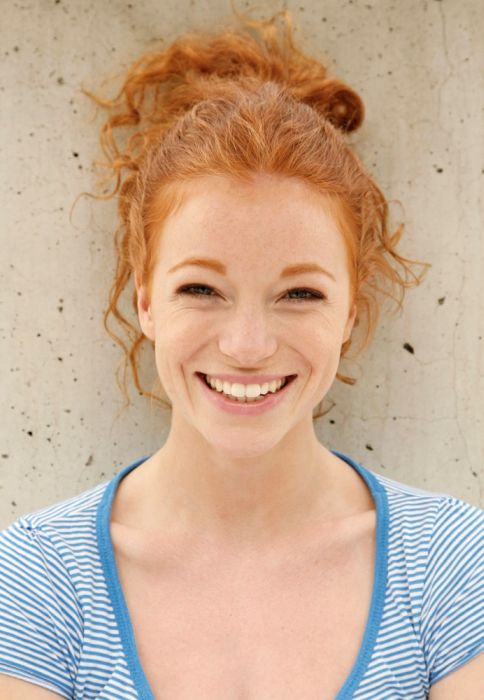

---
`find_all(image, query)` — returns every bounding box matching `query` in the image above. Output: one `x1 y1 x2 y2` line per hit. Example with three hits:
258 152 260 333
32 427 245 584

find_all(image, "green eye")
176 284 325 302
286 288 324 302
178 284 215 297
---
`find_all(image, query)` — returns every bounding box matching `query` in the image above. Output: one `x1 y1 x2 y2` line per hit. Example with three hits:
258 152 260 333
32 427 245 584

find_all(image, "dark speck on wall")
329 419 335 424
438 296 446 305
403 342 414 354
365 444 374 451
11 501 16 507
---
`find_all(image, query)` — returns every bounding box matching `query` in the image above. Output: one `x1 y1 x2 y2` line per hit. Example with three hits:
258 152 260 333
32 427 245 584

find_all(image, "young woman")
0 7 482 699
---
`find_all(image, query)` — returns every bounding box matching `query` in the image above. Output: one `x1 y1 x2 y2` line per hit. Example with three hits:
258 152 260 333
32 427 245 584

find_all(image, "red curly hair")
79 5 427 420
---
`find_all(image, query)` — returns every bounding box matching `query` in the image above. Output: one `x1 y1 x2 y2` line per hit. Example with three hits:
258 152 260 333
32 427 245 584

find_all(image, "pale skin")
2 173 481 697
126 172 364 550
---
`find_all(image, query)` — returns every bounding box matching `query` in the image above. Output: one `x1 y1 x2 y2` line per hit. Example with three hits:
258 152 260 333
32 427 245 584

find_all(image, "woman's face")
136 173 356 452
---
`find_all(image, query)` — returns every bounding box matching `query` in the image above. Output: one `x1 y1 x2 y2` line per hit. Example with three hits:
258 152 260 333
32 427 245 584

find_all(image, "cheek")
152 323 203 390
306 311 348 347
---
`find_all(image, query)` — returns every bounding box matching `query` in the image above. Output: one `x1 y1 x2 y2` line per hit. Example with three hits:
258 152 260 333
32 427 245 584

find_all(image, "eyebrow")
168 257 336 281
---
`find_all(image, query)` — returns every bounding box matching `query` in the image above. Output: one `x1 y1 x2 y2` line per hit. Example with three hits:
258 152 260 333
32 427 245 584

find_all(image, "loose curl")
78 4 428 420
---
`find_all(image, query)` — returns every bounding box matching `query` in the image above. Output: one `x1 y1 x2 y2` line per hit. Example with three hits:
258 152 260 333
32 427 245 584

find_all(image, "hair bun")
303 79 364 133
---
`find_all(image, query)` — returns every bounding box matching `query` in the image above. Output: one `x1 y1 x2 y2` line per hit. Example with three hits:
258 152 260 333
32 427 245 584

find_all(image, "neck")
113 415 372 550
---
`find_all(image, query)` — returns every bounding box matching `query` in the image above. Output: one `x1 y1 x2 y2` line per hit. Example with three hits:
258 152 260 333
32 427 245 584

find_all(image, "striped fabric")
0 451 482 699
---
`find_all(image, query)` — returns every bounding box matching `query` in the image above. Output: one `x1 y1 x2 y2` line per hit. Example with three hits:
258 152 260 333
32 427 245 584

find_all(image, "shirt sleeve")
420 495 484 686
0 519 80 698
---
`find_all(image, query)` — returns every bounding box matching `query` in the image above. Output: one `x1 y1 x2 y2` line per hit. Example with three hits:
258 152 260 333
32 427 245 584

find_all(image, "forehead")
156 174 349 270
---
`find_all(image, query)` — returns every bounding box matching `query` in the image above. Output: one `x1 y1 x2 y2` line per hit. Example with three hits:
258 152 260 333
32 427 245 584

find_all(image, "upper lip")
199 372 295 385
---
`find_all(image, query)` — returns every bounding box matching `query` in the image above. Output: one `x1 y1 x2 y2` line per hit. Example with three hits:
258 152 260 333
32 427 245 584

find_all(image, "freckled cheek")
153 329 204 396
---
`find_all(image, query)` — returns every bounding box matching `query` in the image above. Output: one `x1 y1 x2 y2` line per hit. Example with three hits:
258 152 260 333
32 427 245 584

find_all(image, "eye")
285 288 325 302
177 284 217 298
176 284 325 303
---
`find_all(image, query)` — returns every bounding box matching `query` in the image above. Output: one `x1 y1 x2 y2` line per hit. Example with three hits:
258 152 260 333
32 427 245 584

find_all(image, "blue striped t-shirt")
0 451 482 699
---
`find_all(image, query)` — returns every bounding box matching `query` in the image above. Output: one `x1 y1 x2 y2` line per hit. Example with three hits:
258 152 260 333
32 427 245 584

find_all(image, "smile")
195 372 297 414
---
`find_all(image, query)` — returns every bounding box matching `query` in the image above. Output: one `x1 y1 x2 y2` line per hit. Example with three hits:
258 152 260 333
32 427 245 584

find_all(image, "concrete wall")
1 0 482 529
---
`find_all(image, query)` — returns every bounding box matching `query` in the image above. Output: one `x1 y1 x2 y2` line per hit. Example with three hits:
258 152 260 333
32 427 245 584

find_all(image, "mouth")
196 372 297 402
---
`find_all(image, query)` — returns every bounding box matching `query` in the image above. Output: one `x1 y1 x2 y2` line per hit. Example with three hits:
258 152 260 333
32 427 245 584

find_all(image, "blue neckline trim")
96 450 389 699
96 454 155 700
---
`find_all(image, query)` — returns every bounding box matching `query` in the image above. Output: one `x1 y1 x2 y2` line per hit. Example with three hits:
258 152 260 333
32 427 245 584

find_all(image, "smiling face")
135 172 356 455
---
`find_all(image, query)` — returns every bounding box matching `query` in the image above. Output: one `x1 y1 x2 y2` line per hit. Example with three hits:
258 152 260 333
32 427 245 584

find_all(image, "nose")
217 307 278 368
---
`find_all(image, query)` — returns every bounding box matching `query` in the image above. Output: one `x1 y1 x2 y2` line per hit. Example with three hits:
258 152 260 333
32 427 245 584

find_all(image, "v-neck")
96 450 389 699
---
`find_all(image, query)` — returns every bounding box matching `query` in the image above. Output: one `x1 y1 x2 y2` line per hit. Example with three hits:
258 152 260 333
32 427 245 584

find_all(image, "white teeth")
205 375 288 399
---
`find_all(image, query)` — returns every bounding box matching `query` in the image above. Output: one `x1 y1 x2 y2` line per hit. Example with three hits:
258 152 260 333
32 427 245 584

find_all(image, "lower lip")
196 373 296 415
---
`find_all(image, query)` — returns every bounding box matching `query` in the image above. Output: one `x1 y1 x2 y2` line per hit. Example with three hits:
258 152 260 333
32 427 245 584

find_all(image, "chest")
110 514 376 700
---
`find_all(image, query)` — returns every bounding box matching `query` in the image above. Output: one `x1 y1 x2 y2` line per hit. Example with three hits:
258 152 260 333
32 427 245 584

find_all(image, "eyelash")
176 284 325 303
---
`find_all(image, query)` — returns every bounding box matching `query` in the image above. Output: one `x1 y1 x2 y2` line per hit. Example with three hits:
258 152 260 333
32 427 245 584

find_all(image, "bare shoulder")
429 652 484 699
0 674 67 699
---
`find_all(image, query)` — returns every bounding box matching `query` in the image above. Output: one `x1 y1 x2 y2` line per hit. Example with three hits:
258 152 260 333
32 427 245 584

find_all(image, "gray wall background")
1 0 483 529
